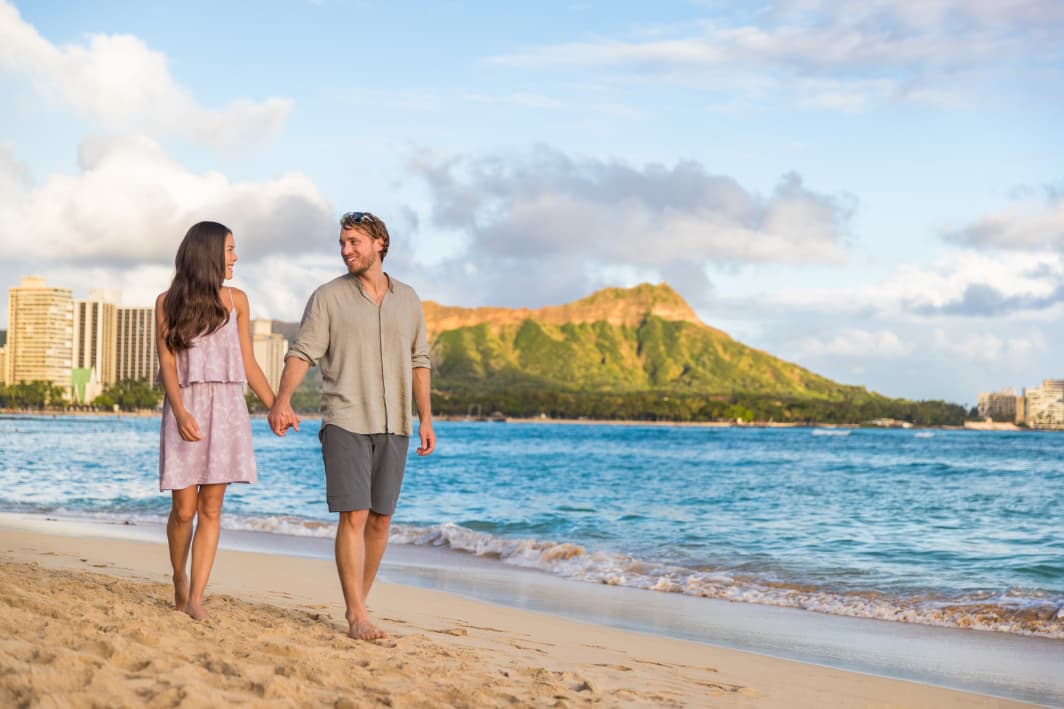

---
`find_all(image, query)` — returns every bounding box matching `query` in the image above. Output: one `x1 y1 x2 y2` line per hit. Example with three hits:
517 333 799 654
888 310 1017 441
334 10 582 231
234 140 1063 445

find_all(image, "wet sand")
0 524 1041 708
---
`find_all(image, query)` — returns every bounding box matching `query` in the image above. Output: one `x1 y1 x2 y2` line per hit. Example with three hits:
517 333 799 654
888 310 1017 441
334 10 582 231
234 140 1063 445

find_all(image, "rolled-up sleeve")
411 298 431 370
286 289 330 366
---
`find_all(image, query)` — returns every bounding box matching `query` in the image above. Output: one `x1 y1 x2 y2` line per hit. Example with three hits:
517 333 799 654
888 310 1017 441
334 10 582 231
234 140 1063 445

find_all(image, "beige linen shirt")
286 273 430 436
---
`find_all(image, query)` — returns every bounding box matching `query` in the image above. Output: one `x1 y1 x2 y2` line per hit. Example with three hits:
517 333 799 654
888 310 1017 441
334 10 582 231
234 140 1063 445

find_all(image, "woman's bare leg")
167 487 198 610
185 483 228 620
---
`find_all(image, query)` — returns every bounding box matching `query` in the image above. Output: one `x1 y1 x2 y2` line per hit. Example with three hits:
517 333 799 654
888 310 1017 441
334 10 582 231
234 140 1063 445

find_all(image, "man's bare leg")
167 487 197 610
336 510 386 640
363 511 392 598
184 483 227 621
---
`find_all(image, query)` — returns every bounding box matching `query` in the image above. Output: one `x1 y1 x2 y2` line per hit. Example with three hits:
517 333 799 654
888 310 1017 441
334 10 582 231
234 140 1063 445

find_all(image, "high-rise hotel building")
116 307 158 382
5 276 74 391
73 290 118 387
251 319 288 393
1025 379 1064 430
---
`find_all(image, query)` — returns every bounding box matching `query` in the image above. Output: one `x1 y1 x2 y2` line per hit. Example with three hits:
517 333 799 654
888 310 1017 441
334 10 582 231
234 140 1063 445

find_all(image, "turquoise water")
1 415 1061 638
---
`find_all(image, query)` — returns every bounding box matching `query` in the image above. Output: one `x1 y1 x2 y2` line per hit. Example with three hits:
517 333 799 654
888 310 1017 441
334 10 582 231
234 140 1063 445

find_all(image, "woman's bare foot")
348 620 386 640
173 573 189 610
183 600 209 621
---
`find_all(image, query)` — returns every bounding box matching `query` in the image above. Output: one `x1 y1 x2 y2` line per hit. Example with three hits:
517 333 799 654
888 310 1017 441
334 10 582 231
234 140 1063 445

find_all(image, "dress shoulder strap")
227 287 236 311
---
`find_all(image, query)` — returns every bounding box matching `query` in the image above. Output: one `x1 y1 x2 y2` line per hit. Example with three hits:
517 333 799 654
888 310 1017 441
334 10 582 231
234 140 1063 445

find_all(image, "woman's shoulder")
155 291 168 307
227 286 251 313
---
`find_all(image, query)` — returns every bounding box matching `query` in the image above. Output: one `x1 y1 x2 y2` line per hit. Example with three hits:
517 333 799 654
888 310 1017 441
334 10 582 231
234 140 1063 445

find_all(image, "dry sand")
0 526 1035 708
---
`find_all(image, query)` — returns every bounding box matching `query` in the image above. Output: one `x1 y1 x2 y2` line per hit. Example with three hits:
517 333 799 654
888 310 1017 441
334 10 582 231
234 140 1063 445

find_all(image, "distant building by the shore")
978 388 1017 421
116 307 158 383
5 277 74 396
1025 380 1064 430
251 319 288 393
978 380 1064 430
3 275 284 405
72 291 118 402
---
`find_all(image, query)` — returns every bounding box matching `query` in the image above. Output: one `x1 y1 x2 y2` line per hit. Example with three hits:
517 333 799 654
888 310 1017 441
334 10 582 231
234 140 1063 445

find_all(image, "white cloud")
403 147 855 307
490 0 1063 109
0 1 291 148
798 329 912 358
412 147 853 264
0 134 335 266
943 190 1064 251
932 328 1047 364
762 250 1064 319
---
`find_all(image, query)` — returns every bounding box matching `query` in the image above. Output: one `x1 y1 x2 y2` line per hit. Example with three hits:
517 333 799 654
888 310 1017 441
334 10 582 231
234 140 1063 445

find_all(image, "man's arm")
412 366 435 456
267 356 310 436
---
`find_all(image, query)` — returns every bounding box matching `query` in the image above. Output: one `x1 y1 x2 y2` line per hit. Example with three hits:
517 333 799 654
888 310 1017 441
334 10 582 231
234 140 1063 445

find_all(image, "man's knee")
366 512 392 536
338 509 370 530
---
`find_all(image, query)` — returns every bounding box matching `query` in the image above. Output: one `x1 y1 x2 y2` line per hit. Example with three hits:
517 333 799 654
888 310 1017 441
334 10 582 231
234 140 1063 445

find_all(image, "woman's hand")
175 410 203 442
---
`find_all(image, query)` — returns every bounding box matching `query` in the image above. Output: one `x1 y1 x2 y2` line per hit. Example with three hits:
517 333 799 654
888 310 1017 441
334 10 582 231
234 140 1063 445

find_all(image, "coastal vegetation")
0 379 160 412
277 283 967 425
2 284 968 425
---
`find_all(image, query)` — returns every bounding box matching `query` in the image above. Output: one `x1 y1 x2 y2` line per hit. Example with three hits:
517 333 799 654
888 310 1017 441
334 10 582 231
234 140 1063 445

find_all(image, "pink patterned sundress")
159 289 256 491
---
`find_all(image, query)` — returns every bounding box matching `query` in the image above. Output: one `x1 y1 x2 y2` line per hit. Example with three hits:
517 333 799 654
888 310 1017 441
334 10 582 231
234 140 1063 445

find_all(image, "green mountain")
277 283 965 423
426 283 865 398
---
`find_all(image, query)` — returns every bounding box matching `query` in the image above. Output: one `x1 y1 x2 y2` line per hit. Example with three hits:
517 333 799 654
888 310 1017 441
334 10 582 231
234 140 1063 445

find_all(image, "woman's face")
224 233 237 280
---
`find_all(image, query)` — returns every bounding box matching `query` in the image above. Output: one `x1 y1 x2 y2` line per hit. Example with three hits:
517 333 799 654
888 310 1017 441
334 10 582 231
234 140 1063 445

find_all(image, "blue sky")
1 0 1062 405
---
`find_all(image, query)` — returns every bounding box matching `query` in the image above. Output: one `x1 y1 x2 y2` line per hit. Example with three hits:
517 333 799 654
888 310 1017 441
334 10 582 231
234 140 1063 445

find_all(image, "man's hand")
416 420 435 456
268 400 301 436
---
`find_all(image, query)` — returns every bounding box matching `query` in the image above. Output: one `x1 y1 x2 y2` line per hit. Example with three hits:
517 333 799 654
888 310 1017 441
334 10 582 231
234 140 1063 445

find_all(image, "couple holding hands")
156 211 434 640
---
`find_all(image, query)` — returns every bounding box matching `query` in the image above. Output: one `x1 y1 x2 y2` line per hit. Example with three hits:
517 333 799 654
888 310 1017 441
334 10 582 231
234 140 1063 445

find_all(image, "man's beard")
346 256 371 275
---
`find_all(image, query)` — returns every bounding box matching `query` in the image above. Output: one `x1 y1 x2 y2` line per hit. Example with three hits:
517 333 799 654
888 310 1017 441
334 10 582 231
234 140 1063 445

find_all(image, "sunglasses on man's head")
341 211 375 226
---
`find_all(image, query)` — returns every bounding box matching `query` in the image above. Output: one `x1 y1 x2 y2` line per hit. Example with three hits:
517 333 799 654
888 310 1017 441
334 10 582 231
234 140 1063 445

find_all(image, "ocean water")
1 415 1061 640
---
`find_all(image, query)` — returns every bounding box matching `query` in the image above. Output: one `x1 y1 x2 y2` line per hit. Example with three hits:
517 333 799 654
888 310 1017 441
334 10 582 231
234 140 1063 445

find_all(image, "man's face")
339 225 382 275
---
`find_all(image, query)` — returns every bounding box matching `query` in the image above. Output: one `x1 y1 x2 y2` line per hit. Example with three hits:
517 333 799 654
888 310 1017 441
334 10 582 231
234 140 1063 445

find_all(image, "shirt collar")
352 272 394 295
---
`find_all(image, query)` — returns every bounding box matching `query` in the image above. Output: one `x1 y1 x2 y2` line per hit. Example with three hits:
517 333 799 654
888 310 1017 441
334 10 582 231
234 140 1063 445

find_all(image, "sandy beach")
0 521 1043 708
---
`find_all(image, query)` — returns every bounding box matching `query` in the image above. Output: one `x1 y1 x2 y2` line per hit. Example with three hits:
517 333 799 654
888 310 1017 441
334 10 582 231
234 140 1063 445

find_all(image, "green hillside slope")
278 282 965 424
423 284 963 424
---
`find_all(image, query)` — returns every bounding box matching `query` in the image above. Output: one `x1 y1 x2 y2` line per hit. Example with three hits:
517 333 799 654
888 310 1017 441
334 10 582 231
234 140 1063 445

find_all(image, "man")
268 210 435 640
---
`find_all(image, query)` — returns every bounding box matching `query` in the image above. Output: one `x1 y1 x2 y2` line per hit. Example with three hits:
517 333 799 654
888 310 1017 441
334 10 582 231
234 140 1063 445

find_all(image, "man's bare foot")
183 601 209 621
348 620 386 640
173 574 189 610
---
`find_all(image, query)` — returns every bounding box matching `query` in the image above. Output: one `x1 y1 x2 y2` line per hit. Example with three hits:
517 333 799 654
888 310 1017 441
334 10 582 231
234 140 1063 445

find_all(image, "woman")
156 221 274 620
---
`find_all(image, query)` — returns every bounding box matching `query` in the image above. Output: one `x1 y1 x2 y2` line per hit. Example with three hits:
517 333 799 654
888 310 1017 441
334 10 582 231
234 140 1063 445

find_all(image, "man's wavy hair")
341 211 390 262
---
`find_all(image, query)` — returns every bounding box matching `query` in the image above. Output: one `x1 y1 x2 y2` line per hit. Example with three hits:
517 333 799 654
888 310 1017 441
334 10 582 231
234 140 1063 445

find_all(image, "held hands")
416 421 436 456
175 410 203 442
267 401 301 437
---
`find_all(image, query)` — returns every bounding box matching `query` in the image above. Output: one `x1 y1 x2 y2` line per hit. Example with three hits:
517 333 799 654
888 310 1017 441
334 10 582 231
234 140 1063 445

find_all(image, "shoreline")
1 512 1061 707
3 409 1047 432
1 518 1057 708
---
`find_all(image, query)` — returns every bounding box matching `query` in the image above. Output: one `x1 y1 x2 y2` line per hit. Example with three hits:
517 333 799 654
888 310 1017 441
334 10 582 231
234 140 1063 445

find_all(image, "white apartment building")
5 276 73 393
1024 380 1064 430
977 388 1017 421
116 307 158 382
73 291 118 389
252 319 289 393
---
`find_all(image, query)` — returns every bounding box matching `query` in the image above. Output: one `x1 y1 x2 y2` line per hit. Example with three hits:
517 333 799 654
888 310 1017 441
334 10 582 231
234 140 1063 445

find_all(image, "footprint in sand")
458 623 505 633
509 642 547 654
591 663 633 672
695 679 760 698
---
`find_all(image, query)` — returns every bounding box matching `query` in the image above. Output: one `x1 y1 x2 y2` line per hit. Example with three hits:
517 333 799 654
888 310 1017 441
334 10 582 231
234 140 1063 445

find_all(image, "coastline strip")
0 523 1049 708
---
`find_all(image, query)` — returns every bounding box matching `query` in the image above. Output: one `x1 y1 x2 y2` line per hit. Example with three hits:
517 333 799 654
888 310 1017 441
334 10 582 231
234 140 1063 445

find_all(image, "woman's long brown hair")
162 221 231 352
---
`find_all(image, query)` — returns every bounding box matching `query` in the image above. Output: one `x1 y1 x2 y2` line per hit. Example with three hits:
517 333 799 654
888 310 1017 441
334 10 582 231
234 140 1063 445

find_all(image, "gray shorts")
320 425 409 515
